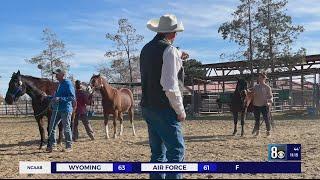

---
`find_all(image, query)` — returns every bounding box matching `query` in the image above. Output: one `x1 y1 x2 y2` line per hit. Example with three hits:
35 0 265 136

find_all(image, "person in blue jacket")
46 69 76 153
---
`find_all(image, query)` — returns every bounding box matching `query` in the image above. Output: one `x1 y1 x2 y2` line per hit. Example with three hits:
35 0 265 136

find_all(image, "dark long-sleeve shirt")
76 89 91 115
52 79 76 112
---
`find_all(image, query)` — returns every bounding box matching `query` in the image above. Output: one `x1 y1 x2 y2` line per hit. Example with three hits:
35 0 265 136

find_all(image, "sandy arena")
0 117 319 179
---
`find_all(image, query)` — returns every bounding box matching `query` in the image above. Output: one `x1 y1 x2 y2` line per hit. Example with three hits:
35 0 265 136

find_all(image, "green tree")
255 0 305 71
218 0 259 70
101 19 143 84
219 0 304 74
26 28 73 81
183 59 207 86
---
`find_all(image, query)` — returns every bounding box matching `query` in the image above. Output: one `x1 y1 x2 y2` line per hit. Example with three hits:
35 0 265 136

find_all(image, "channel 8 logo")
268 144 287 161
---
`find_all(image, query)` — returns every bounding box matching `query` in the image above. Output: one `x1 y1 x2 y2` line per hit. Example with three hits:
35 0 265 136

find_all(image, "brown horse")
229 78 254 136
89 74 136 139
5 70 64 149
217 78 254 136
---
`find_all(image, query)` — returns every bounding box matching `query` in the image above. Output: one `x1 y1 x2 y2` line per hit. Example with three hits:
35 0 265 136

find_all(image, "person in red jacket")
73 80 95 141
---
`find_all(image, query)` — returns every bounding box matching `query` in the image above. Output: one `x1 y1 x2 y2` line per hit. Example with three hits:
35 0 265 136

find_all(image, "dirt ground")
0 116 319 179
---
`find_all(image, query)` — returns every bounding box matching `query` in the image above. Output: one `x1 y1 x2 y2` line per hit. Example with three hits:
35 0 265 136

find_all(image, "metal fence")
0 85 317 117
0 94 143 117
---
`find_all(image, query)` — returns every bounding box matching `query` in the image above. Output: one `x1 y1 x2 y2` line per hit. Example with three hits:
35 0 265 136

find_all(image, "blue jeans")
47 111 73 149
142 107 185 179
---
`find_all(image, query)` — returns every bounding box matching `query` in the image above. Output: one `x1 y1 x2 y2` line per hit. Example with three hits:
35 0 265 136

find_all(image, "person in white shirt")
140 14 188 179
251 72 273 137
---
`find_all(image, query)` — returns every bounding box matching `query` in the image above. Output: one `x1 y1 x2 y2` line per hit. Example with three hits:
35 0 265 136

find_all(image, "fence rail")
0 88 317 117
0 95 143 117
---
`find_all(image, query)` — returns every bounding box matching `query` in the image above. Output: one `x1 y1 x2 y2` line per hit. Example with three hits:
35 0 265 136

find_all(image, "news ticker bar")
19 161 301 174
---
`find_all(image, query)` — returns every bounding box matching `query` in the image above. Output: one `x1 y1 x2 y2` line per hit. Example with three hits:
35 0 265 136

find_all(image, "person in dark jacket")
140 14 189 179
73 80 95 141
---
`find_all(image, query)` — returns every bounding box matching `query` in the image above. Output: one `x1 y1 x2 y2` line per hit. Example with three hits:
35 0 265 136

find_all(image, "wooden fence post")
25 100 28 117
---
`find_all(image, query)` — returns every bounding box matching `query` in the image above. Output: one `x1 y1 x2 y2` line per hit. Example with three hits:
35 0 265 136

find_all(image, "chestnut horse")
5 70 63 149
89 74 136 139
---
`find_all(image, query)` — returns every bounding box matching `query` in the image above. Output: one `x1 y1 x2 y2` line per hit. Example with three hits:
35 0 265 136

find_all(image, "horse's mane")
234 81 242 94
19 74 58 96
92 75 117 91
22 75 53 83
20 76 46 96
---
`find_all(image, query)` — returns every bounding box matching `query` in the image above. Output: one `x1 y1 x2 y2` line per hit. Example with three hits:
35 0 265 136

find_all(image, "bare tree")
98 56 140 83
101 19 143 84
26 28 73 81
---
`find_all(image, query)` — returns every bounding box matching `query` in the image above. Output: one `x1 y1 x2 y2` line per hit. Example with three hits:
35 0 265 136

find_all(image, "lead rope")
47 84 61 147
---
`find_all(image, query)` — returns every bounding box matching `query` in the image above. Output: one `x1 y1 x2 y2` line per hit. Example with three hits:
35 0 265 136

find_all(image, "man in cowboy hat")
251 72 273 137
140 14 189 179
47 68 75 153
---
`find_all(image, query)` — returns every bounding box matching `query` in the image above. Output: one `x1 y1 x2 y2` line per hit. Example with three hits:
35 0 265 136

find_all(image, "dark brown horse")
89 74 136 139
217 78 254 137
5 70 64 149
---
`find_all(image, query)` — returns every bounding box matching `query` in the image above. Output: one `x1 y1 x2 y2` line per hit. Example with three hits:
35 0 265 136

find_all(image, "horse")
217 78 254 137
89 74 136 139
5 70 64 149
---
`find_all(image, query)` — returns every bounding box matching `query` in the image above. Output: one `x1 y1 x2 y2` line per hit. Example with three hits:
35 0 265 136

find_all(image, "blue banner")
51 162 301 174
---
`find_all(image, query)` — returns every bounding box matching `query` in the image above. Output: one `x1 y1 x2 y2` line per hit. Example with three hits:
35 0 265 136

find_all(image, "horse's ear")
17 70 20 75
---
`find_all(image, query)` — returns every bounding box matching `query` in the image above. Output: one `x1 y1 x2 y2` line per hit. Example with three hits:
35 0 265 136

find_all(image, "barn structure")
187 54 320 115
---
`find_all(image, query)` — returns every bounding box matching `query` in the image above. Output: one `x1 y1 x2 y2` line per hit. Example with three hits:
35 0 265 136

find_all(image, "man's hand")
181 52 189 60
52 97 60 103
177 111 186 122
267 100 272 106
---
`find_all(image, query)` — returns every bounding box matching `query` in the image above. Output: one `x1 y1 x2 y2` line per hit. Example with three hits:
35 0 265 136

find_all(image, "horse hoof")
113 135 118 139
232 131 237 136
105 136 110 139
241 133 244 137
39 145 45 150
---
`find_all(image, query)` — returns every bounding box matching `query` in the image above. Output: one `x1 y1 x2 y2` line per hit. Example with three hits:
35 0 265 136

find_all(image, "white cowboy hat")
147 14 184 33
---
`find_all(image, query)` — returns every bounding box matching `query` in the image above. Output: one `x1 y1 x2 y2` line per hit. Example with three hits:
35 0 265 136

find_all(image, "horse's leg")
232 111 238 136
104 113 110 139
118 112 124 136
240 108 247 137
129 107 136 136
36 116 46 149
113 110 119 139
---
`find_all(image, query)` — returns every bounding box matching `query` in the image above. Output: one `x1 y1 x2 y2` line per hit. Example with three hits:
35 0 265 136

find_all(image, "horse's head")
235 77 248 103
5 70 27 104
89 74 105 92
